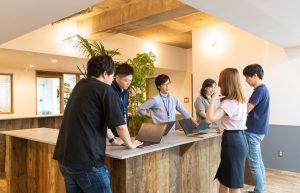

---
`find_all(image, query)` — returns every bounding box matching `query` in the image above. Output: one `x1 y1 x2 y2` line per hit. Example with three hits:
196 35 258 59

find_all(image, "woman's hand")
215 127 224 134
212 88 225 100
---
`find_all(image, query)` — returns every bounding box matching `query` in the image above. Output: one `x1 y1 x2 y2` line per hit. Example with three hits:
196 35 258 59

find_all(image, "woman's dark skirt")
215 130 248 188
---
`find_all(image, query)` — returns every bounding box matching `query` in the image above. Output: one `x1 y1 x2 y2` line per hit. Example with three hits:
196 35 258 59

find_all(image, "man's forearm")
116 125 134 149
107 129 115 139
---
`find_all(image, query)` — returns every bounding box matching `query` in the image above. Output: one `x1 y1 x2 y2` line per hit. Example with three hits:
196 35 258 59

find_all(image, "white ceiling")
181 0 300 48
0 48 87 73
1 0 300 72
0 0 101 44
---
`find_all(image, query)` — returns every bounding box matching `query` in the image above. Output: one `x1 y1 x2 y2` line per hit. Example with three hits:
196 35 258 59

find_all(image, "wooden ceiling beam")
78 0 198 38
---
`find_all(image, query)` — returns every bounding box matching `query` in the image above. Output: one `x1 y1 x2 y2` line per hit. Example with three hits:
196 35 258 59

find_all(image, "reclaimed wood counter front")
0 128 221 193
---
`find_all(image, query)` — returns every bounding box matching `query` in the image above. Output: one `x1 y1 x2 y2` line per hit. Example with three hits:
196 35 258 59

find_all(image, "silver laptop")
135 123 167 148
162 121 176 136
178 118 209 137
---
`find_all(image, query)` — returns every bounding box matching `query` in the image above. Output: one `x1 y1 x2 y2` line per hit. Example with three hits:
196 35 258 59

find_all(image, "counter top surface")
0 114 63 120
0 128 220 159
0 128 58 145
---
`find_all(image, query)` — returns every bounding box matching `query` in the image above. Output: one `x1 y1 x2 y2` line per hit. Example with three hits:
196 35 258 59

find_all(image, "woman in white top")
206 68 248 193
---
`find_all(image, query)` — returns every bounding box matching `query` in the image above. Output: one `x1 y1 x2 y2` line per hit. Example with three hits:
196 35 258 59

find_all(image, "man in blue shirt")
138 74 196 131
243 64 270 193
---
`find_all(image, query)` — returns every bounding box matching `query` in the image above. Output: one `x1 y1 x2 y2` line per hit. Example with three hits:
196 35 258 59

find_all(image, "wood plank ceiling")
71 0 220 49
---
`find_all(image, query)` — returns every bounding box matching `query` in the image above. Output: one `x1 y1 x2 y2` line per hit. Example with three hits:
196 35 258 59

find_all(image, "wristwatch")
109 137 116 143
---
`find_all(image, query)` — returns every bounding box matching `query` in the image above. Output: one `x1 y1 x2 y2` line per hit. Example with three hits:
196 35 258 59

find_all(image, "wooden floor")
0 169 299 193
243 169 300 193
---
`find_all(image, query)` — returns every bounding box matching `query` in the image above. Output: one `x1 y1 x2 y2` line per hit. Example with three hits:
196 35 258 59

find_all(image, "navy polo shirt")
246 84 270 135
111 80 129 137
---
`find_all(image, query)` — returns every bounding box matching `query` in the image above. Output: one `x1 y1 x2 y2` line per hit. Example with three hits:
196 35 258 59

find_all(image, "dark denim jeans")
59 163 112 193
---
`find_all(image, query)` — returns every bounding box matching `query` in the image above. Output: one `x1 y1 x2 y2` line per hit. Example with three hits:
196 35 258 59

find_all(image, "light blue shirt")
138 92 191 130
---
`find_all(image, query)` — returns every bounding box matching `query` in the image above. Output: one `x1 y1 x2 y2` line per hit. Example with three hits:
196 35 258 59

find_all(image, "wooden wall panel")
5 136 65 193
0 116 62 178
105 137 221 193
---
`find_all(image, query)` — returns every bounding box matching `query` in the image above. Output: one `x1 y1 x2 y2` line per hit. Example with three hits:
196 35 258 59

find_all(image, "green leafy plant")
66 34 121 78
68 34 120 58
127 52 155 135
69 35 156 135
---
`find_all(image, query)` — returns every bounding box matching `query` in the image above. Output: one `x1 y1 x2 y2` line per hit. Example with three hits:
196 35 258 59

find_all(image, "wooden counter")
1 128 221 193
0 116 62 178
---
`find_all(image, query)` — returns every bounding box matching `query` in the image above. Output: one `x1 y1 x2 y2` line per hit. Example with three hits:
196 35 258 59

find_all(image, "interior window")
36 71 80 115
0 74 13 114
63 74 77 108
37 77 61 115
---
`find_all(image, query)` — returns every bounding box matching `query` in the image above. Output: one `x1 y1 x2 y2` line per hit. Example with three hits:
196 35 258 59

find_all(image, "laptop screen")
178 118 209 135
162 121 176 136
136 123 166 143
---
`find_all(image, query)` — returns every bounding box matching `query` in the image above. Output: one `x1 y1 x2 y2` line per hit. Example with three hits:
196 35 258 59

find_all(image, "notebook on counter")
178 118 209 137
135 123 167 148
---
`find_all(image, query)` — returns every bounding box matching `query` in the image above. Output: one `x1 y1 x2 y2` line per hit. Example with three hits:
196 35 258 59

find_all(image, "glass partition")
0 74 13 114
63 74 76 108
37 77 60 115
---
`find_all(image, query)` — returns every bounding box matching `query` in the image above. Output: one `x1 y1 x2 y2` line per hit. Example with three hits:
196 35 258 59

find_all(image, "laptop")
135 123 167 148
162 121 176 136
178 118 209 137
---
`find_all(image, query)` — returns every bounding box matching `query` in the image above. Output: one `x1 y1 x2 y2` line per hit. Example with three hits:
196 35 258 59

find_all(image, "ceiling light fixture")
51 59 57 63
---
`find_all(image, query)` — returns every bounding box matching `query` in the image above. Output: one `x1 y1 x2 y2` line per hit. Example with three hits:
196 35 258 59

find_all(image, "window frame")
36 71 80 115
0 73 13 114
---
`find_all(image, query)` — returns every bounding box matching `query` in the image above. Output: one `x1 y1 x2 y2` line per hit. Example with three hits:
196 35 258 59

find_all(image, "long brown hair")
218 68 245 103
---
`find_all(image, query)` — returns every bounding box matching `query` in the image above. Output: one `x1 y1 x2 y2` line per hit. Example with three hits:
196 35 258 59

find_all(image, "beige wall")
192 22 300 125
0 33 192 117
1 24 188 71
0 66 36 118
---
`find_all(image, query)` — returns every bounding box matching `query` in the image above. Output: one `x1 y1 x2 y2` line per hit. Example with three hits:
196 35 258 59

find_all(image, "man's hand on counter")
116 124 143 149
129 140 143 149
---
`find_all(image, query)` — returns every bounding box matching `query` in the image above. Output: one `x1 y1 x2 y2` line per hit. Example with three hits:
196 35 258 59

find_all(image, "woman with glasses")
194 78 219 127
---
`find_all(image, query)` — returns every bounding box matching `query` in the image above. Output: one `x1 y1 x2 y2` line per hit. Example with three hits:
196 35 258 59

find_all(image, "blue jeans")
59 163 112 193
245 132 265 193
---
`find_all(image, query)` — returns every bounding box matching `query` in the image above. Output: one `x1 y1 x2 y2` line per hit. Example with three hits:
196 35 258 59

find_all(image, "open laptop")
135 123 167 148
162 121 176 136
178 118 209 137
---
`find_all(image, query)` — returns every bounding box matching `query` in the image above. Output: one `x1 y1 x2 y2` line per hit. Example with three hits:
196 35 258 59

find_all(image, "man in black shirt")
53 55 142 193
107 63 133 142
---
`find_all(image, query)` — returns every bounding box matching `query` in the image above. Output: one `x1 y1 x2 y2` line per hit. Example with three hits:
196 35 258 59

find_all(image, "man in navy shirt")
243 64 270 193
107 63 133 143
53 55 142 193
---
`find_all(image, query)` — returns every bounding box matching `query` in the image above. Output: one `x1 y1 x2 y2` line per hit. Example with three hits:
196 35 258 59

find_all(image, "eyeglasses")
161 82 171 86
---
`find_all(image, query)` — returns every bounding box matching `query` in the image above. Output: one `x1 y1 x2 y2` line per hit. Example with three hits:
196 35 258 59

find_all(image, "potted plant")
70 35 155 135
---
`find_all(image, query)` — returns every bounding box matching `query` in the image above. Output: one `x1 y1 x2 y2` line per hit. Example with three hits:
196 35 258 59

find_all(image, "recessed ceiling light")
29 64 35 68
51 59 57 63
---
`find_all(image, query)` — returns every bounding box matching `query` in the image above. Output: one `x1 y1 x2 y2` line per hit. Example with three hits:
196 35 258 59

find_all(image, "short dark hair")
155 74 170 91
243 64 264 80
87 55 115 78
115 63 134 77
200 78 216 99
